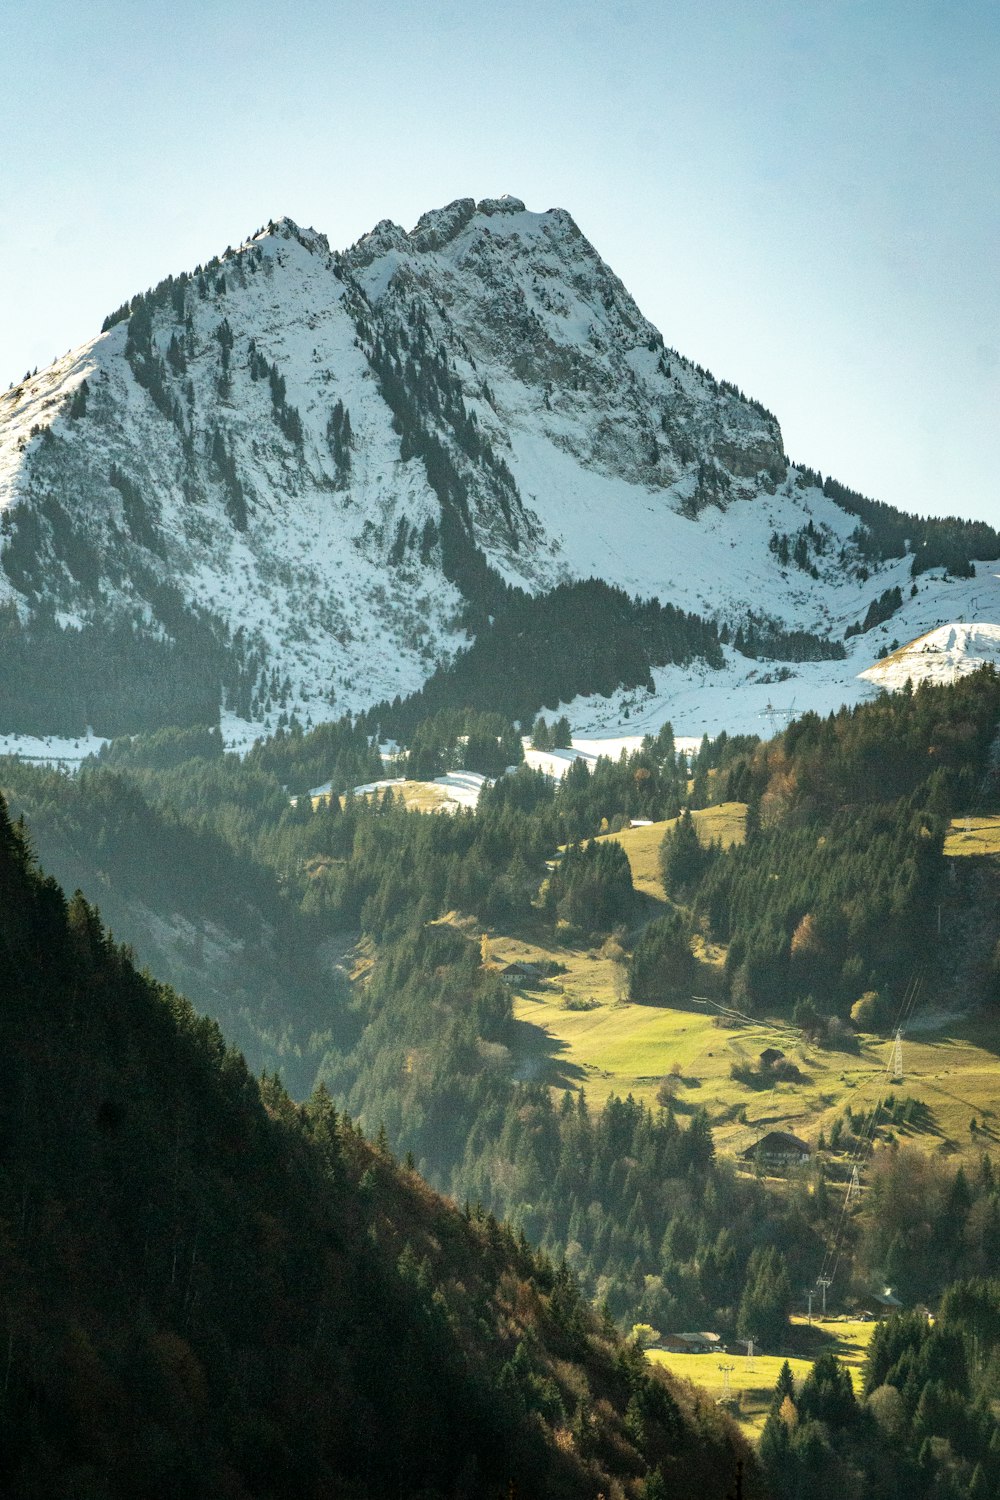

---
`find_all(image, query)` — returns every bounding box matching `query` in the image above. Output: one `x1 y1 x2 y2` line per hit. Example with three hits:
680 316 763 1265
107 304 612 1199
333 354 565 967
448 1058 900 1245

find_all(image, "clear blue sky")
5 0 998 524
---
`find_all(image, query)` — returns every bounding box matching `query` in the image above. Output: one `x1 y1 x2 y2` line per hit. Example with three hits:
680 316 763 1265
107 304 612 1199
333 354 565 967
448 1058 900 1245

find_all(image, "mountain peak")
475 194 527 216
349 195 533 262
349 216 411 265
255 216 329 254
409 197 477 251
349 196 569 266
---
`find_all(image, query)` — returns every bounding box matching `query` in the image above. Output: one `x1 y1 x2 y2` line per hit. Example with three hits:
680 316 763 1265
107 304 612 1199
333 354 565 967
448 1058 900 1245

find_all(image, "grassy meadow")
944 813 1000 857
504 926 1000 1159
647 1316 875 1439
593 802 746 902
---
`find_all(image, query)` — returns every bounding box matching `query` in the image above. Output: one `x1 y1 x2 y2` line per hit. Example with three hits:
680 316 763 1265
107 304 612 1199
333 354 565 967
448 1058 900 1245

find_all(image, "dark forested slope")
0 794 757 1500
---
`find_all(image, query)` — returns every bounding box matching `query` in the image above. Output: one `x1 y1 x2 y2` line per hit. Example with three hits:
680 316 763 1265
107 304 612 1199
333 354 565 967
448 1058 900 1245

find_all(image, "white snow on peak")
1 192 998 748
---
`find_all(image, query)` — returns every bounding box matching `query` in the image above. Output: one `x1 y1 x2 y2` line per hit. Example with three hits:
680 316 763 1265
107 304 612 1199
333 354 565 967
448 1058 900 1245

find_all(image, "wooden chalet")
658 1331 723 1354
740 1130 811 1166
863 1287 903 1319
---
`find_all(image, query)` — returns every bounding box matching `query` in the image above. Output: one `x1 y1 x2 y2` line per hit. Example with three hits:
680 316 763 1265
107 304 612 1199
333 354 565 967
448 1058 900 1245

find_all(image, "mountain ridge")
1 196 997 744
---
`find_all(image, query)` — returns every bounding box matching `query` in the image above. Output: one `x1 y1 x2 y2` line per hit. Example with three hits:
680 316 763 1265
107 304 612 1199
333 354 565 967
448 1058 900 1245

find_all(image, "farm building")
863 1287 903 1318
658 1332 723 1354
499 961 544 983
740 1130 811 1166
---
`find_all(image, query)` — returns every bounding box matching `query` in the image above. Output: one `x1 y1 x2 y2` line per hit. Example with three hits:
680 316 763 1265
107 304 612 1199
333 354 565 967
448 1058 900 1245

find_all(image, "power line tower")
760 702 782 738
759 698 797 739
746 1338 756 1372
805 1287 814 1325
718 1362 735 1401
891 1029 903 1083
817 1276 832 1318
845 1167 861 1207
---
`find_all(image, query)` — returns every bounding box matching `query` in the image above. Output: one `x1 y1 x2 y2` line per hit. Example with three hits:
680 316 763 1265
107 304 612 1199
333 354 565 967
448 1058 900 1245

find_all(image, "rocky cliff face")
347 195 784 501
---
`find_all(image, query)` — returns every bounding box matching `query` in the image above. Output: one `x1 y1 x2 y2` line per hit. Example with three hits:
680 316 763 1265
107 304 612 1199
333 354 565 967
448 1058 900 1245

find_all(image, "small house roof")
870 1288 902 1308
740 1130 811 1159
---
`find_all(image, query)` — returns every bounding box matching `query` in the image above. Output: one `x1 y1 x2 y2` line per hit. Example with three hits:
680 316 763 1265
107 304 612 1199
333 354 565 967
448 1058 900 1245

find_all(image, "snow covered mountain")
1 194 997 743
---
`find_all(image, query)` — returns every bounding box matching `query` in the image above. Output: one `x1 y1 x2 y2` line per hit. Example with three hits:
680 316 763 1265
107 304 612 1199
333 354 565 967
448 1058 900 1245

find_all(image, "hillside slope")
0 791 759 1500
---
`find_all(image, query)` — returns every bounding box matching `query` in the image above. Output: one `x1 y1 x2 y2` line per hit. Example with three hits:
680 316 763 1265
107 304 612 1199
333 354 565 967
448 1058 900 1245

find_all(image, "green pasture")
594 802 746 903
498 915 1000 1160
648 1316 874 1440
944 814 1000 857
